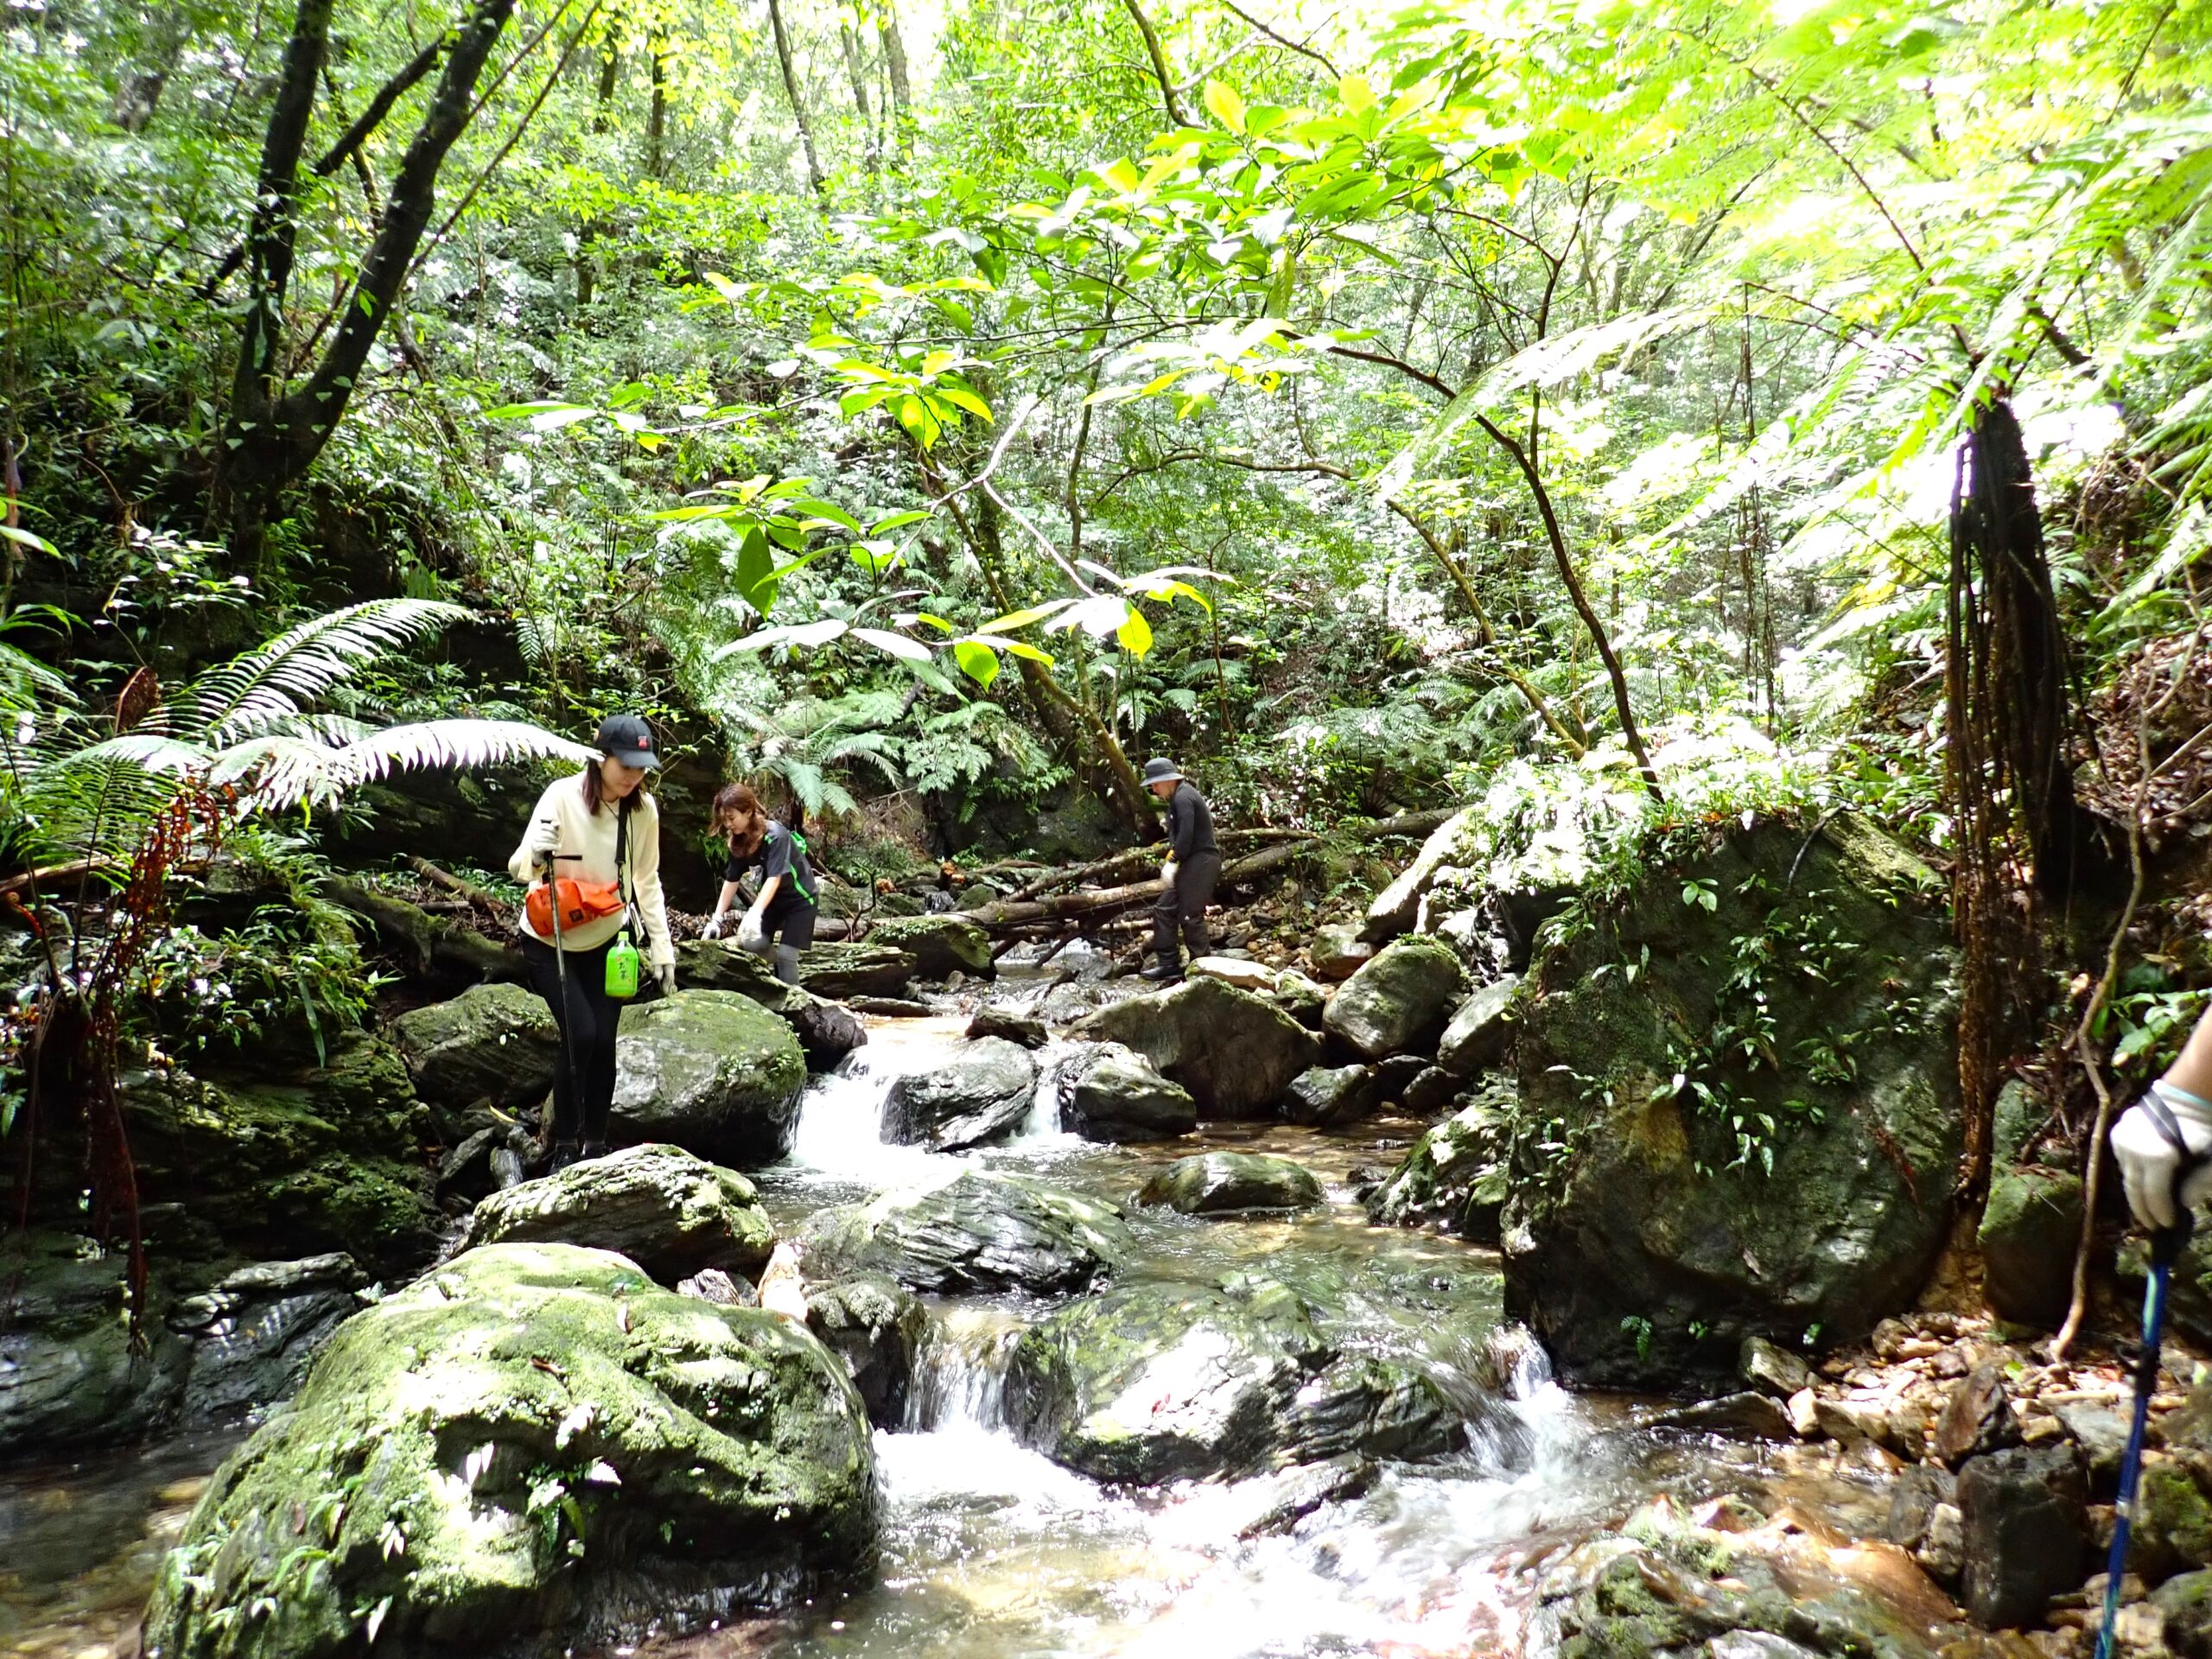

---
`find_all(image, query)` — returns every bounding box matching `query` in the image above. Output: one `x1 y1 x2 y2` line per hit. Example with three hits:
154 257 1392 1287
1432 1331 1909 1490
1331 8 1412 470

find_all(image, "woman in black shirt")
702 782 818 984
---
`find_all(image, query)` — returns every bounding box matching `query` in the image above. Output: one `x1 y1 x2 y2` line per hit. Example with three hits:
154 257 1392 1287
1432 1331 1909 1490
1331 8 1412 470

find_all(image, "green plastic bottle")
605 929 641 999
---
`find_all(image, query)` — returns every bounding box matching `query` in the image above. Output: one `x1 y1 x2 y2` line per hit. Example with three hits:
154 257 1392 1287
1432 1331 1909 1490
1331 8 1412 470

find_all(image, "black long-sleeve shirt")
1166 780 1217 860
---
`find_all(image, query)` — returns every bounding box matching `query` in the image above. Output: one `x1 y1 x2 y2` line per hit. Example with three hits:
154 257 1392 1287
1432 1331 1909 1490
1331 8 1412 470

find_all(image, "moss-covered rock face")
1364 1086 1513 1243
1977 1167 2084 1328
461 1144 775 1284
1322 935 1465 1060
389 982 560 1112
1073 976 1321 1118
1503 814 1960 1387
611 991 808 1167
1003 1276 1460 1483
120 1033 438 1274
142 1243 878 1659
866 915 994 981
795 943 918 1001
806 1171 1130 1296
1136 1152 1323 1216
880 1037 1037 1151
0 1231 192 1458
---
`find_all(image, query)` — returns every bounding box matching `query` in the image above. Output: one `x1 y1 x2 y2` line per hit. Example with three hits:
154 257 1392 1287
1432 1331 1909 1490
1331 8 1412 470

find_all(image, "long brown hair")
582 760 650 817
714 781 768 851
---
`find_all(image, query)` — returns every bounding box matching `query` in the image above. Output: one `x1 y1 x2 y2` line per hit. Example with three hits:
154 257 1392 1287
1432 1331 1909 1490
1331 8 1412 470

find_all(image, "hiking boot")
1139 957 1185 984
548 1140 582 1173
578 1140 610 1163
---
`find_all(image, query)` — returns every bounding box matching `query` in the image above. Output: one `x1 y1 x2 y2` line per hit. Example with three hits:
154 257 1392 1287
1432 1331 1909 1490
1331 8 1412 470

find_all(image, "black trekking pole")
540 845 587 1163
2097 1214 2191 1659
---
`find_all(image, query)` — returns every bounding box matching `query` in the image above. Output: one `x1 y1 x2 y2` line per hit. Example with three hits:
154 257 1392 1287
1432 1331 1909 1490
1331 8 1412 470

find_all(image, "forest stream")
0 999 1960 1659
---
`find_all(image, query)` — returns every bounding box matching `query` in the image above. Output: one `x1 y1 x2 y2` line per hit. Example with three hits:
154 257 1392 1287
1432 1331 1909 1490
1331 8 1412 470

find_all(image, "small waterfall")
903 1305 1025 1433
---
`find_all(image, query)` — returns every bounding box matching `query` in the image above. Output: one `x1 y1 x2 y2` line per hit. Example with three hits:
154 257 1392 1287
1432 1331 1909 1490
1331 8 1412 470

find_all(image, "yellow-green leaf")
1204 79 1246 135
1116 604 1154 657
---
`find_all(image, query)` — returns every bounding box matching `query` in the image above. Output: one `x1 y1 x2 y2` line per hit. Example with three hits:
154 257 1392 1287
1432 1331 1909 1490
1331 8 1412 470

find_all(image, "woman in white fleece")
509 714 677 1170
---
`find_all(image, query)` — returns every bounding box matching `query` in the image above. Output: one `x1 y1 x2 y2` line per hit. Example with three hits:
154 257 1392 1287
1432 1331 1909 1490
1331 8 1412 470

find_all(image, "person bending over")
511 714 676 1171
1141 756 1219 984
702 782 819 985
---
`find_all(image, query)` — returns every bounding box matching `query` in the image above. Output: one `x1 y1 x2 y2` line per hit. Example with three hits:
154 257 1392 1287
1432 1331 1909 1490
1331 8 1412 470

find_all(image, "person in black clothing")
1141 755 1218 983
702 782 819 984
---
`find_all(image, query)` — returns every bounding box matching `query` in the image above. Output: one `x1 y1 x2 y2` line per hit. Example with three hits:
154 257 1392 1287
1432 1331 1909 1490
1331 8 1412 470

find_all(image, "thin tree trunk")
577 35 619 308
766 0 828 195
646 33 668 178
838 22 876 168
878 0 912 149
1117 0 1190 127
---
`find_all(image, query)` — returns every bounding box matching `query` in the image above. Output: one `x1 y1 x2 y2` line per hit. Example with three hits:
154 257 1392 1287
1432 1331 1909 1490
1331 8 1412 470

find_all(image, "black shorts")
763 898 817 949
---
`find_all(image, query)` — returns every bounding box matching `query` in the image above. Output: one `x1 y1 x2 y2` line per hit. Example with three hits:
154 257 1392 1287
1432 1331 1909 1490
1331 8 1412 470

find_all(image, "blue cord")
2098 1231 2183 1659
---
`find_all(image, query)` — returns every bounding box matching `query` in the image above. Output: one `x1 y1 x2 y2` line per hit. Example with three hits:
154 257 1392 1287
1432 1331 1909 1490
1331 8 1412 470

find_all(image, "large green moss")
143 1242 877 1659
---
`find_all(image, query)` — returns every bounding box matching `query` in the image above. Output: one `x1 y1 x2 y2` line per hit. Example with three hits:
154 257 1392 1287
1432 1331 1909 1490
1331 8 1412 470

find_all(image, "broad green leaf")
734 528 779 617
711 619 848 658
977 599 1074 633
870 509 935 533
1116 605 1154 657
952 639 1001 687
937 385 994 423
1205 79 1247 135
0 524 58 556
1001 639 1056 666
850 626 933 662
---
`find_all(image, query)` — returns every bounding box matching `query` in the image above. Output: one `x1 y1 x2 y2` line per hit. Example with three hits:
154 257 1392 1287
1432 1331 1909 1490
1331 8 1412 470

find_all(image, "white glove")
656 962 677 997
1162 860 1179 885
738 908 768 953
523 817 560 863
702 913 728 940
2113 1082 2212 1230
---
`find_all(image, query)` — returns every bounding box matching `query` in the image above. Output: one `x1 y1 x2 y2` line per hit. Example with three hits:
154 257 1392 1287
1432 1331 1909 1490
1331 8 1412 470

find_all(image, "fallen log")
407 855 507 918
959 837 1315 931
323 877 520 980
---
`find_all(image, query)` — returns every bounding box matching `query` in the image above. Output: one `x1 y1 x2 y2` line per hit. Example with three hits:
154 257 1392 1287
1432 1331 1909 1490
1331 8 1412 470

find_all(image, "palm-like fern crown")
1 600 595 872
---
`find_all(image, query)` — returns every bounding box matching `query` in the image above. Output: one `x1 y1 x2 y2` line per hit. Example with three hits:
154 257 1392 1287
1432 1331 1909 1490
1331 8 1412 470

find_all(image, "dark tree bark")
221 0 517 556
646 33 669 178
576 35 620 309
839 22 877 168
878 0 912 151
1117 0 1190 127
765 0 828 195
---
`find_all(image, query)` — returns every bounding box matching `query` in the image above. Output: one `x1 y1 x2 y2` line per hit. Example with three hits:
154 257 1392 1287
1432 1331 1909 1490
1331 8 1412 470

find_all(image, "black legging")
520 934 619 1144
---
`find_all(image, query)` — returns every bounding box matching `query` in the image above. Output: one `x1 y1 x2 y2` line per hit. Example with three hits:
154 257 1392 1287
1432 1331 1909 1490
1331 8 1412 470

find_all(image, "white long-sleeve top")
508 772 675 969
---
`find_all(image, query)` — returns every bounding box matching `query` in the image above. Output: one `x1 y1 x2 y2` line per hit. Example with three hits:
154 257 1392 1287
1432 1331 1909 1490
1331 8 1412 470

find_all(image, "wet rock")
1189 955 1279 992
868 915 994 982
1362 1091 1511 1243
1005 1277 1459 1483
1956 1444 2089 1627
1366 1054 1431 1107
1436 974 1522 1077
610 989 809 1167
1282 1064 1375 1128
488 1147 527 1189
141 1243 877 1659
0 1232 190 1457
1360 809 1476 942
1934 1362 2023 1467
1739 1335 1811 1398
171 1254 365 1421
779 988 868 1071
1223 1454 1377 1539
798 941 920 1001
2157 1569 2212 1658
2136 1458 2212 1580
1074 976 1320 1118
1323 936 1465 1059
1885 1465 1957 1553
809 1171 1130 1296
967 1007 1047 1048
1502 815 1960 1386
1310 921 1376 982
1137 1152 1324 1216
461 1143 774 1283
390 981 561 1111
1061 1045 1197 1142
849 995 935 1018
119 1035 438 1274
677 1267 756 1306
1269 971 1327 1031
435 1125 501 1203
1977 1167 2083 1328
880 1036 1037 1151
676 937 791 999
1920 1502 1965 1586
806 1275 927 1428
2057 1402 2128 1497
1402 1065 1464 1116
1648 1392 1794 1442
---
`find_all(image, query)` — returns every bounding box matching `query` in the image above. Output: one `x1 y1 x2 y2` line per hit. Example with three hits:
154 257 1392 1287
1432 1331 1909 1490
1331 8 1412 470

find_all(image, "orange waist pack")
527 877 626 937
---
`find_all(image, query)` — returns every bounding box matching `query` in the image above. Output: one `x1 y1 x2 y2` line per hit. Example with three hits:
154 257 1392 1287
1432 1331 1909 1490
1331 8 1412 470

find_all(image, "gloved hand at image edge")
656 962 677 998
701 912 728 940
523 817 561 861
2113 1080 2212 1231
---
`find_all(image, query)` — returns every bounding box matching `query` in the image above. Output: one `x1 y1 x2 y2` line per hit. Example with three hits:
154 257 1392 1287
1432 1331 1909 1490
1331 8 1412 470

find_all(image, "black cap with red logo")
595 713 661 770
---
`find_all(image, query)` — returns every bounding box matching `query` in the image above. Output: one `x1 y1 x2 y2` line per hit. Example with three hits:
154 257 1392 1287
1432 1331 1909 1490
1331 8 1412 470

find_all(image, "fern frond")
242 719 596 807
174 599 474 747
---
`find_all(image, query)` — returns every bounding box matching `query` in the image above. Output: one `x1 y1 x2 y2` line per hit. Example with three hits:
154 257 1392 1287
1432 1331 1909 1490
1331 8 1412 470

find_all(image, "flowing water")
0 1011 1917 1659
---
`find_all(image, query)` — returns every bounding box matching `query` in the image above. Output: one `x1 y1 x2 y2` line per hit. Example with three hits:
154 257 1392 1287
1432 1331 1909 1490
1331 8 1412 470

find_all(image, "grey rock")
1074 976 1320 1118
806 1275 928 1428
968 1007 1048 1048
610 990 809 1167
1363 1090 1512 1243
868 915 995 981
677 1267 755 1306
1934 1361 2022 1467
1957 1445 2089 1628
488 1147 527 1189
1224 1454 1377 1539
1401 1065 1465 1116
1739 1335 1811 1398
0 1233 190 1458
779 988 868 1071
1885 1465 1957 1553
390 982 561 1111
1063 1046 1197 1142
1323 936 1465 1059
1437 974 1522 1077
2056 1401 2129 1497
1360 809 1476 943
2157 1569 2212 1659
881 1036 1037 1151
1137 1152 1324 1216
1977 1166 2083 1328
1310 921 1376 982
810 1171 1130 1296
1646 1391 1794 1442
1283 1064 1375 1128
461 1142 775 1283
798 941 921 1001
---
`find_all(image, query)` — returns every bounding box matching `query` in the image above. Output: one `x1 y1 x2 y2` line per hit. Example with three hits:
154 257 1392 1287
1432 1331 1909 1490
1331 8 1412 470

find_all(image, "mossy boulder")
460 1144 775 1283
1073 976 1320 1118
671 943 866 1071
1436 975 1522 1077
805 1171 1130 1296
795 942 918 1001
119 1033 437 1274
142 1243 877 1659
1503 813 1960 1386
805 1276 928 1428
0 1231 191 1459
611 990 807 1167
866 915 994 981
1977 1166 2083 1328
1004 1276 1460 1483
1137 1152 1323 1216
1058 1044 1198 1142
1364 1090 1512 1243
1323 935 1465 1059
390 982 561 1112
